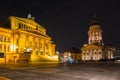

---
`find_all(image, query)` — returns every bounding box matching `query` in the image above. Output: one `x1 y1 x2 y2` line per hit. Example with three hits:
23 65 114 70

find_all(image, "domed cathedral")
81 17 114 61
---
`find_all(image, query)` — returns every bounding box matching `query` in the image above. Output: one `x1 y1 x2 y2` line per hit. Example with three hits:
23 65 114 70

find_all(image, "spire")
90 14 100 26
93 13 96 19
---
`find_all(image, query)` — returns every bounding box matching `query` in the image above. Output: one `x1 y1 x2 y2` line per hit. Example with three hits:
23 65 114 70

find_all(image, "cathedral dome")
88 18 102 34
89 25 101 31
88 25 102 34
90 17 100 26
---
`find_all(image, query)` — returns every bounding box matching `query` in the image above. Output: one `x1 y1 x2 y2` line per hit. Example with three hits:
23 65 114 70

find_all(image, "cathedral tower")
81 17 103 61
88 18 103 45
81 16 114 61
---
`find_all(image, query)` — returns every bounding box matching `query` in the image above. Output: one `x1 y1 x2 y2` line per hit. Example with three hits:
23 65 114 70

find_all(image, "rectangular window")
4 36 6 42
35 42 38 47
4 44 6 52
21 24 23 28
29 41 32 46
8 37 10 43
24 25 25 28
26 26 28 29
18 23 21 28
0 44 2 51
0 35 2 42
8 44 10 52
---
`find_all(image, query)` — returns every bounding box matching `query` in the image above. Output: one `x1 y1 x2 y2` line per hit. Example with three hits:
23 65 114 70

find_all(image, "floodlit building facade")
62 47 81 63
81 18 114 61
0 15 58 64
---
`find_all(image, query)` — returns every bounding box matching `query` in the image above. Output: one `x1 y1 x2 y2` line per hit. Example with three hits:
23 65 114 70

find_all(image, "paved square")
0 63 120 80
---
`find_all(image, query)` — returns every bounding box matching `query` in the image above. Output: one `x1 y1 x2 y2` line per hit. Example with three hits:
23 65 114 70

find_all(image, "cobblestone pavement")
0 63 120 80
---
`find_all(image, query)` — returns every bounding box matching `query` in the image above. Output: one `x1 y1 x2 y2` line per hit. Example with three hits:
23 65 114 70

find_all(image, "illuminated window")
35 42 38 47
28 26 30 29
36 26 38 30
4 36 6 42
46 44 48 49
8 44 10 52
26 25 28 29
41 44 43 48
35 49 38 55
18 23 21 28
40 51 43 55
24 25 25 28
4 44 6 52
21 24 23 28
8 37 10 43
0 35 2 42
29 41 33 46
0 44 2 51
30 27 31 29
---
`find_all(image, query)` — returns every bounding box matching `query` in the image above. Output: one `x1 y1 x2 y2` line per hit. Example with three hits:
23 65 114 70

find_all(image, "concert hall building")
0 14 58 63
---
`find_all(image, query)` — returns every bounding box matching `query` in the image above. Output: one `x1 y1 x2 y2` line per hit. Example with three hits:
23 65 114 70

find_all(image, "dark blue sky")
0 0 120 51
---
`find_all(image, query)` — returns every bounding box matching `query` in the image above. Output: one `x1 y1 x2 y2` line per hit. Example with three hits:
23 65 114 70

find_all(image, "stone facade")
81 18 114 61
0 15 58 63
61 47 81 63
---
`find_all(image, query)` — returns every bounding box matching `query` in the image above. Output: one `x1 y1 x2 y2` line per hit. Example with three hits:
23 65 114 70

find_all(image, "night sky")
0 0 120 52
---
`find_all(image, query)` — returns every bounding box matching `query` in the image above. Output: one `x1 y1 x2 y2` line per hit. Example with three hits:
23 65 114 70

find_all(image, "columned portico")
0 15 58 64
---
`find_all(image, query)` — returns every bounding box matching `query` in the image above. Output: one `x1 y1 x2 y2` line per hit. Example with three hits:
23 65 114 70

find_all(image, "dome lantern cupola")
90 16 100 26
